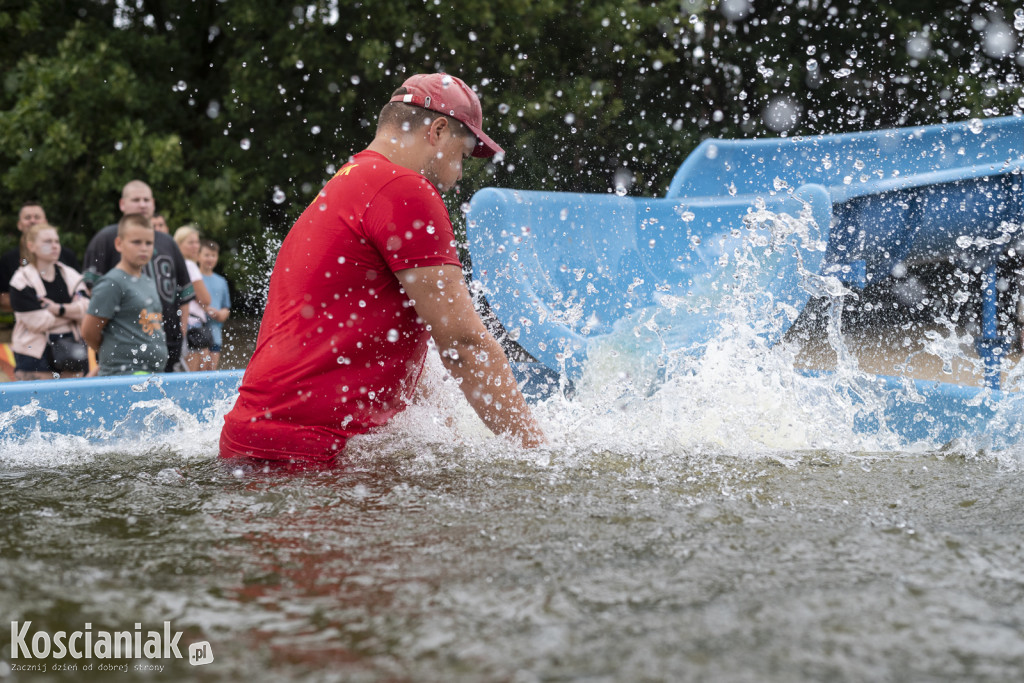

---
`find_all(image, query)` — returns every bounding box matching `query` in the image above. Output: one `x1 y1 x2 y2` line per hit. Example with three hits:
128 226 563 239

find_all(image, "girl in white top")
173 225 213 371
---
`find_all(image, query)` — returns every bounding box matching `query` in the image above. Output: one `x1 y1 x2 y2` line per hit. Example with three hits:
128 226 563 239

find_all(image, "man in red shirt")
221 73 545 464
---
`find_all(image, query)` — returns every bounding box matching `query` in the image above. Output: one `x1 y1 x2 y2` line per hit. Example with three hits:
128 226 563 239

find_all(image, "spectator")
82 180 194 372
8 223 90 380
1 202 80 313
198 239 231 370
81 214 168 376
151 213 170 234
173 225 213 371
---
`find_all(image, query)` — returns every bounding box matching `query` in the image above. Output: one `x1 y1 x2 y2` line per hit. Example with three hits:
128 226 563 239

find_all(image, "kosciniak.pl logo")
8 621 213 669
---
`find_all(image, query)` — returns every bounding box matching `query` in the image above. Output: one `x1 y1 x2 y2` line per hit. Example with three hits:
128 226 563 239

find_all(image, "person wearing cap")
220 73 545 464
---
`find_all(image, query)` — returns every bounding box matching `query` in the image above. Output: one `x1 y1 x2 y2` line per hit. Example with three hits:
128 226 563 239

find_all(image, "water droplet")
350 75 361 85
968 118 984 134
386 329 399 343
240 138 251 150
763 97 799 132
272 187 286 204
982 21 1015 58
906 34 930 60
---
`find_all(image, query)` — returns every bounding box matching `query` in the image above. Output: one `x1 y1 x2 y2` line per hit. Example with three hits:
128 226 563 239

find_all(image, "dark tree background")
2 0 1022 307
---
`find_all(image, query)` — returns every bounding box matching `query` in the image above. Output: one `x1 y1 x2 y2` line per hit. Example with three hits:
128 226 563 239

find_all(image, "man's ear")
427 117 449 144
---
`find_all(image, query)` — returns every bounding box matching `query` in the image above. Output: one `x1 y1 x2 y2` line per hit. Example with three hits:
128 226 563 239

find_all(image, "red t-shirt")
220 150 462 463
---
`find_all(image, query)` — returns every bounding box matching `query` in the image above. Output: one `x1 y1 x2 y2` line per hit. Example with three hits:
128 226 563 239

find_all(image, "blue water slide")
468 184 831 380
668 116 1024 385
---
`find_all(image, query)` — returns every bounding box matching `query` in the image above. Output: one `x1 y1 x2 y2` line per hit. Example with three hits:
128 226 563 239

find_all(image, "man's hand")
399 265 545 448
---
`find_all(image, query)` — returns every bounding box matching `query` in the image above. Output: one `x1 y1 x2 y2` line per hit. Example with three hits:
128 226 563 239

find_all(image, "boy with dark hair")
81 214 168 375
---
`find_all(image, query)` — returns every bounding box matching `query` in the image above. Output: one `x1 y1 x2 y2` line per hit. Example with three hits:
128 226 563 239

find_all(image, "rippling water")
2 431 1023 682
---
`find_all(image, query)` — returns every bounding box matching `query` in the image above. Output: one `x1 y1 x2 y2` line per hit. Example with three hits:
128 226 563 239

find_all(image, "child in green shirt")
82 214 169 375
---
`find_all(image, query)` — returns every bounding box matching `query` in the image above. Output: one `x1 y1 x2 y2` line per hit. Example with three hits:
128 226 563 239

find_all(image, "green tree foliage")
1 0 1022 305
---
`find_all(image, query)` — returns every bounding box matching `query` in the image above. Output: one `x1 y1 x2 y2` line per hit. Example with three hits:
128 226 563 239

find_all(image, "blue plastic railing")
0 370 243 439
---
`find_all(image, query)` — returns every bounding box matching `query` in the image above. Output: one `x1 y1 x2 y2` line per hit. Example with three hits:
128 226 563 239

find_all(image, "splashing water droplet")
272 187 286 204
386 329 400 343
240 138 251 150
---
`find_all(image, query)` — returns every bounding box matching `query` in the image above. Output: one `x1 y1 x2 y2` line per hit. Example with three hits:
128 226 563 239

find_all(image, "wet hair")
24 222 58 268
117 213 152 238
199 239 219 253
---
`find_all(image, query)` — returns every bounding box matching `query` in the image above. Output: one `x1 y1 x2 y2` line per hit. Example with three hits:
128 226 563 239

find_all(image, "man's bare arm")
399 265 545 448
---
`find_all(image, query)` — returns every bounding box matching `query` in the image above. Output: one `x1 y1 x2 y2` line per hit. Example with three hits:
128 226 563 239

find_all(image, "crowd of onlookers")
1 180 232 381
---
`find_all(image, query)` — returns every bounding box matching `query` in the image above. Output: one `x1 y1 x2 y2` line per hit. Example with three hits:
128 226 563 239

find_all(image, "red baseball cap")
389 73 504 158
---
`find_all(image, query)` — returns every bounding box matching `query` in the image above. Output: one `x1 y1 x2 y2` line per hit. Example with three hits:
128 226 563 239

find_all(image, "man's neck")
365 131 429 174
